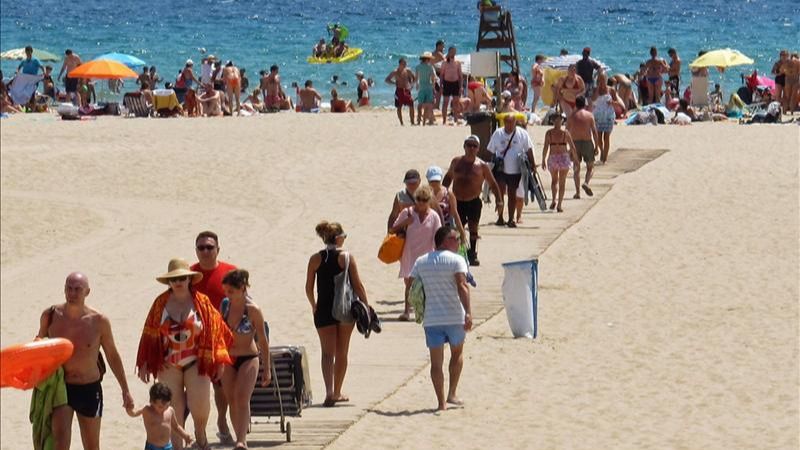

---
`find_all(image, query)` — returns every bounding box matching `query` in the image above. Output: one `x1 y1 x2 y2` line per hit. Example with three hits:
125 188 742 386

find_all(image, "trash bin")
465 112 495 162
501 259 538 339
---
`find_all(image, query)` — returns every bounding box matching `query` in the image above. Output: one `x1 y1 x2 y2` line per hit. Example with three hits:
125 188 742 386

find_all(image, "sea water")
1 0 797 105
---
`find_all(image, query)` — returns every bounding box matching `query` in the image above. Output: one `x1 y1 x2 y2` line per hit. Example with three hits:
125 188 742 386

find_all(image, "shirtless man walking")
385 58 416 125
36 272 134 450
222 61 241 114
644 47 669 104
443 135 503 266
264 65 281 111
440 47 463 125
667 48 682 99
566 96 601 199
58 49 82 105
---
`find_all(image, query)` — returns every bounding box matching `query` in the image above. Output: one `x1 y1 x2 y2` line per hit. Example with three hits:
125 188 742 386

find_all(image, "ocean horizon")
1 0 797 105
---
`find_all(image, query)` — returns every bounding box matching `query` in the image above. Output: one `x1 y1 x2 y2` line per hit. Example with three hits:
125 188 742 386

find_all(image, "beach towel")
9 73 43 105
136 290 232 378
30 366 67 450
153 90 179 111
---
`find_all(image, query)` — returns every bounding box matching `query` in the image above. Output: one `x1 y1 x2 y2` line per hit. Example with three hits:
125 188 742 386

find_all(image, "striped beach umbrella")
0 48 60 62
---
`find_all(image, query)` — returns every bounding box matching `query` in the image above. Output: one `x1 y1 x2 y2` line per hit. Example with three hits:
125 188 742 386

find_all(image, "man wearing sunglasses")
189 230 237 445
443 135 502 266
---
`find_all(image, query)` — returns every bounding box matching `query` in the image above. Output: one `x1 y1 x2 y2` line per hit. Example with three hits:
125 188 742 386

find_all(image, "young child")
126 382 193 450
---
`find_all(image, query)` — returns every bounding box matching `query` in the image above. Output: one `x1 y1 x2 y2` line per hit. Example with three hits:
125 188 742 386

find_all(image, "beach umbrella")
541 54 610 71
68 59 138 79
93 52 146 69
689 48 753 70
0 48 60 62
327 23 350 41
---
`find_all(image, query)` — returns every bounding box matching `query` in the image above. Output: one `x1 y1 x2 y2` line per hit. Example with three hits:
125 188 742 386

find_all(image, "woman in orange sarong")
136 258 232 450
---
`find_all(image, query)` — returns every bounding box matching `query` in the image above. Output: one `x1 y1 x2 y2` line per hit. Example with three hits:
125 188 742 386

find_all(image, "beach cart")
250 345 312 442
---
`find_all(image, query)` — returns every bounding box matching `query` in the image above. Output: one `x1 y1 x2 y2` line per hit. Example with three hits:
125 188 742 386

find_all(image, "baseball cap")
426 166 443 182
464 135 480 145
185 59 194 65
403 169 421 183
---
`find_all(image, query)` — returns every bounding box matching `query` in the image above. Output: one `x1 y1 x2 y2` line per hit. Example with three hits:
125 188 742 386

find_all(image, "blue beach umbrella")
92 52 146 69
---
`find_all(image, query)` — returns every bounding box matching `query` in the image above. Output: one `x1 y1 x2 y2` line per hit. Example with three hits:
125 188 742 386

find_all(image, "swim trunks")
66 380 103 418
417 87 434 105
394 88 413 107
264 94 281 109
442 80 460 97
574 140 595 164
496 172 521 192
424 324 466 349
775 74 785 87
547 152 572 171
64 77 79 94
145 442 174 450
456 198 482 225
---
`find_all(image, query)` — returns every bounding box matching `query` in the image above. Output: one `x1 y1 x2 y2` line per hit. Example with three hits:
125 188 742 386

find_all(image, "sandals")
216 432 234 445
323 398 336 407
582 183 594 197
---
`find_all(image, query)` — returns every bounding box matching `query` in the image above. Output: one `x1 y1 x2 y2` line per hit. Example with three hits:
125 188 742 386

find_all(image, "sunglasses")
169 276 189 283
465 143 479 148
196 245 216 251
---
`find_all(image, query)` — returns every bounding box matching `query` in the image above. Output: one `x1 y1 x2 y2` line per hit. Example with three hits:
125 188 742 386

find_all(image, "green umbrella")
0 48 61 62
327 23 350 41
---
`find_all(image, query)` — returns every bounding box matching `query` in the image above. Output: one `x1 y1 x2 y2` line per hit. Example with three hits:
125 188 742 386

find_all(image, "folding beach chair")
690 75 710 110
122 92 152 117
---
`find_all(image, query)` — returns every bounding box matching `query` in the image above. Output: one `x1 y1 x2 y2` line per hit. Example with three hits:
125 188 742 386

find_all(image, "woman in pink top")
390 185 441 321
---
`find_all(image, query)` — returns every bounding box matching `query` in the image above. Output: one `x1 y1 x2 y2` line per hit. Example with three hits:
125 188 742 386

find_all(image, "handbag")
492 128 517 175
378 233 405 264
332 252 356 323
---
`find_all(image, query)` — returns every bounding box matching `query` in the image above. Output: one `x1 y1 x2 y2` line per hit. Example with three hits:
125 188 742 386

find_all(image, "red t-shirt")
190 261 237 311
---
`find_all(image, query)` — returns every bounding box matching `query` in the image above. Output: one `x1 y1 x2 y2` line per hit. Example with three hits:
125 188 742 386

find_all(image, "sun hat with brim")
157 258 203 285
420 51 433 59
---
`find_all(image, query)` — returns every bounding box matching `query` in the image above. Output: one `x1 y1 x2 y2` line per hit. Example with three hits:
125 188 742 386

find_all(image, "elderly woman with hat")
136 258 232 450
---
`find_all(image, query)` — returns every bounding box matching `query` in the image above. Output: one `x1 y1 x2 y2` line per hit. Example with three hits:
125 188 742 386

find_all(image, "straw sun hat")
156 258 203 285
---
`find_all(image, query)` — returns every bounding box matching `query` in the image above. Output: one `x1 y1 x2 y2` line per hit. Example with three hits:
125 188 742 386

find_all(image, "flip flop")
216 432 234 445
506 221 517 228
495 218 506 226
582 183 594 197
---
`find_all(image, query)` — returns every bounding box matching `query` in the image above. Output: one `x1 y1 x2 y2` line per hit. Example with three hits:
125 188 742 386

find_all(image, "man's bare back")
266 73 280 96
567 109 596 141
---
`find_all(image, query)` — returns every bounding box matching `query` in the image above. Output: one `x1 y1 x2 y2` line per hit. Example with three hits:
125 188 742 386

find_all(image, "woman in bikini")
530 54 545 112
136 258 233 450
305 221 370 407
220 269 270 450
558 65 584 116
541 113 578 212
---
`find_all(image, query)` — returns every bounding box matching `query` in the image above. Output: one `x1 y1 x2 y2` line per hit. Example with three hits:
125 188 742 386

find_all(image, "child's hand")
183 434 194 446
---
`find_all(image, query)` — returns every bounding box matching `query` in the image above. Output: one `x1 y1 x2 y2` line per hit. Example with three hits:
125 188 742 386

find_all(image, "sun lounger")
122 92 152 118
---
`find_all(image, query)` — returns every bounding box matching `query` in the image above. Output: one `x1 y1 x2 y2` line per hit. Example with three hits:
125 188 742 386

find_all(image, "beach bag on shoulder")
378 233 405 264
408 278 426 324
491 128 516 175
332 252 356 323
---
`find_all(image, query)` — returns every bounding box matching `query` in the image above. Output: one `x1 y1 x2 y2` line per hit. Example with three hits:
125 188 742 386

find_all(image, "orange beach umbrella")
68 59 138 79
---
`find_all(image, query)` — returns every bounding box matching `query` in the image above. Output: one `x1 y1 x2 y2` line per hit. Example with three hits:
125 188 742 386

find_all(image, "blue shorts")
145 442 173 450
424 324 466 348
417 87 434 105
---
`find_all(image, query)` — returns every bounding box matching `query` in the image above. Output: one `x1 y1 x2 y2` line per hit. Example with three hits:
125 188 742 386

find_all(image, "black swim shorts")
442 80 460 97
64 77 79 94
457 198 483 225
66 380 103 418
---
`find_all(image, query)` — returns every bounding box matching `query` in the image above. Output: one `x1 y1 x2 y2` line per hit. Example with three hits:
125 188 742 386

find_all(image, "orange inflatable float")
1 338 74 390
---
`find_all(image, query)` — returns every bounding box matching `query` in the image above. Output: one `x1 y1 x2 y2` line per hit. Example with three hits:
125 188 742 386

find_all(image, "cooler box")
465 111 495 162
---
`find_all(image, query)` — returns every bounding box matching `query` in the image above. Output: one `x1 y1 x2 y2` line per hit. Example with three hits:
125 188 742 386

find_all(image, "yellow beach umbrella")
689 48 754 69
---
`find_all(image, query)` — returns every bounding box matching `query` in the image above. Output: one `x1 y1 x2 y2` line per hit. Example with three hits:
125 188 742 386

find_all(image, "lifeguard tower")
475 4 520 77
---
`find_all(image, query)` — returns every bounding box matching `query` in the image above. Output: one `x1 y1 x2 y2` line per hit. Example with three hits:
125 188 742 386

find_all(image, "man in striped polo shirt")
409 226 473 411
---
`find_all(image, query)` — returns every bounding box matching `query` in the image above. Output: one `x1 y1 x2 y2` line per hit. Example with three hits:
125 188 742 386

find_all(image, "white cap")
185 59 194 65
501 90 512 98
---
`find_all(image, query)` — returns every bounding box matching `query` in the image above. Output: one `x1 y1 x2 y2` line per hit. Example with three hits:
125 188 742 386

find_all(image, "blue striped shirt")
410 250 468 327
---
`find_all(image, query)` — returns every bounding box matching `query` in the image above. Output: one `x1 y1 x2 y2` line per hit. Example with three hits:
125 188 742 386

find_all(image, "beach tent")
1 48 60 62
68 60 138 79
93 52 146 69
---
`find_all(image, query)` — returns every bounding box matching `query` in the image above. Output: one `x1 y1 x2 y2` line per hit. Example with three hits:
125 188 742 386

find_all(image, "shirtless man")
667 48 681 99
566 96 601 199
222 61 241 114
781 53 800 114
432 40 446 108
772 50 788 111
557 65 585 116
264 65 281 111
440 47 463 124
36 272 134 450
58 49 82 105
298 80 322 112
443 135 503 266
644 47 669 104
199 83 223 117
385 58 416 125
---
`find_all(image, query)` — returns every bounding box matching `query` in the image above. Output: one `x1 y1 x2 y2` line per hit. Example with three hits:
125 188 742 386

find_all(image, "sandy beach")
1 113 797 450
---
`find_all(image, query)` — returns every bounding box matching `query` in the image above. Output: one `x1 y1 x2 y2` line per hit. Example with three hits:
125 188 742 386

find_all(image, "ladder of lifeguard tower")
475 6 520 77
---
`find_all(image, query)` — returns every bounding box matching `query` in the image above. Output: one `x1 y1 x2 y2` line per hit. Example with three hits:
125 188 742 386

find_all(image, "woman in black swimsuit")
305 221 370 407
220 269 270 450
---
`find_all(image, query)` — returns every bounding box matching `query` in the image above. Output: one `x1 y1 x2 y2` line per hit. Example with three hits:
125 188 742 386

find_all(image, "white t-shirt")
487 126 533 174
410 250 468 327
200 63 213 84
